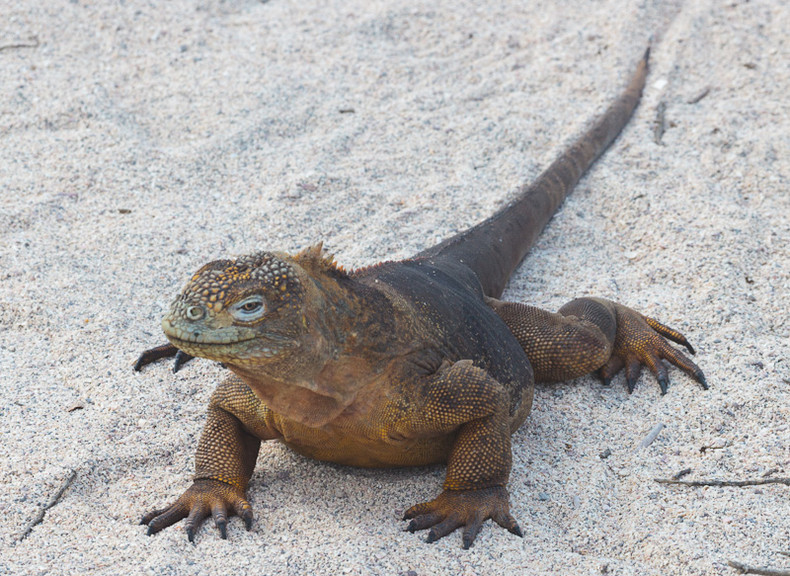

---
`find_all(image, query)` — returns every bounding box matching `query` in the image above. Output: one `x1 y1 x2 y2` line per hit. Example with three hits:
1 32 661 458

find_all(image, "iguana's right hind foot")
595 302 707 395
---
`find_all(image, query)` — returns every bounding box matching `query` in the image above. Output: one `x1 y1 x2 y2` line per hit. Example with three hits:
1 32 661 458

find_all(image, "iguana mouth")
161 319 258 346
165 334 290 363
162 319 298 362
166 334 257 346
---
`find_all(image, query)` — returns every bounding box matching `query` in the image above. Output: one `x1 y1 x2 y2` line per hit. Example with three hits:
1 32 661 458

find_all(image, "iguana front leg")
399 360 524 549
488 297 706 393
142 376 278 541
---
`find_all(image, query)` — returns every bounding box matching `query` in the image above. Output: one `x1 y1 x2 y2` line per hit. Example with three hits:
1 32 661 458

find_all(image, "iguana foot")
141 479 253 541
599 304 707 394
403 486 522 549
133 343 194 373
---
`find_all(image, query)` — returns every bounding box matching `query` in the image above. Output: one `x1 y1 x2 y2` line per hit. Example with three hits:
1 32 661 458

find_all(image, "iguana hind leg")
488 297 706 394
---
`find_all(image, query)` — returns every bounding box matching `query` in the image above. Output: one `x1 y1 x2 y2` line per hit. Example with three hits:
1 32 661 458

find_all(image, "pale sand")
1 0 788 574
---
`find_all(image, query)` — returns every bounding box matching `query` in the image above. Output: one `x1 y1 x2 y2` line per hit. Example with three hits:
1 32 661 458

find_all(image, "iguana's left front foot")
598 302 707 394
133 342 195 373
403 486 522 549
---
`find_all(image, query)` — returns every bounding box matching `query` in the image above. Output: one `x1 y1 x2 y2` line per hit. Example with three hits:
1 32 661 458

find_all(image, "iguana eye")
231 296 266 321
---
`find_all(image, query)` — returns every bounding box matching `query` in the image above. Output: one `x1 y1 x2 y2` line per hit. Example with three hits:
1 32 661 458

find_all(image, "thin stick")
653 102 666 145
17 469 77 542
0 36 40 52
687 87 710 104
727 559 790 576
655 477 790 487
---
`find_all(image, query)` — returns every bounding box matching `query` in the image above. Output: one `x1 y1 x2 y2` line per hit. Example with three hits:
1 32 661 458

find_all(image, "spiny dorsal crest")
294 242 348 278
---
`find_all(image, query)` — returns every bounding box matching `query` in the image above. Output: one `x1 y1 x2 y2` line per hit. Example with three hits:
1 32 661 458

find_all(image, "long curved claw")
403 486 521 549
173 350 195 373
492 509 523 537
624 358 643 394
185 504 210 543
142 479 254 542
405 512 442 532
598 355 624 386
654 336 707 389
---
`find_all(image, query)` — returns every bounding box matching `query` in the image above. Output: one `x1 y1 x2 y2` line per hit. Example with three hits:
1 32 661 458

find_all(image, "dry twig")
655 477 790 487
17 469 77 542
0 36 40 52
727 559 790 576
653 102 666 144
687 87 711 104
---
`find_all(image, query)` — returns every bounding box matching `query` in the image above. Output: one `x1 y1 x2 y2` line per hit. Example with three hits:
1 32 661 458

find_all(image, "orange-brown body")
137 49 706 547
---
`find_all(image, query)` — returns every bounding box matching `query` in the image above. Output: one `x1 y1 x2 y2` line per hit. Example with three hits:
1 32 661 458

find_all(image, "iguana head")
161 245 368 426
162 250 309 365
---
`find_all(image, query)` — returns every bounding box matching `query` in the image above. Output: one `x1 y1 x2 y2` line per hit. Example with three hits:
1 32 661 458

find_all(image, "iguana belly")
273 416 455 468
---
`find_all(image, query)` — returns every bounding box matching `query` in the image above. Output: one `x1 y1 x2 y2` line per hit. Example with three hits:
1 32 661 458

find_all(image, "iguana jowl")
136 48 706 548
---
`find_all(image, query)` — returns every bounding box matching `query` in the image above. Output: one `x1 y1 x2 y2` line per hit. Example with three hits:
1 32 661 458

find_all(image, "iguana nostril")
186 306 205 321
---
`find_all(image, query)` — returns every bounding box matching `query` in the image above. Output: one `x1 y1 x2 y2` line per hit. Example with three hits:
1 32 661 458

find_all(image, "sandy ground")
1 0 788 574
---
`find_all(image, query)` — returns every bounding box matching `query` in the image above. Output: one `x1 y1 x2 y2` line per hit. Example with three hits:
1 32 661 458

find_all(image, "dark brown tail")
416 48 649 298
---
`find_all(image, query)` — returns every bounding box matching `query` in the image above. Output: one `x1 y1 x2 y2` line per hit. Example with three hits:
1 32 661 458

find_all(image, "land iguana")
135 48 706 548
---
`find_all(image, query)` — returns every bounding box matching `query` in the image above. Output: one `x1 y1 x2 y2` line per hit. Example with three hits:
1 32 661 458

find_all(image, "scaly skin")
135 48 706 547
